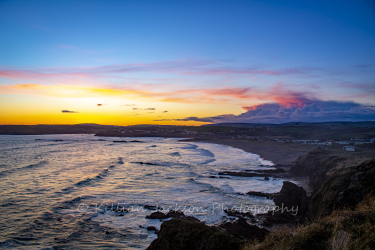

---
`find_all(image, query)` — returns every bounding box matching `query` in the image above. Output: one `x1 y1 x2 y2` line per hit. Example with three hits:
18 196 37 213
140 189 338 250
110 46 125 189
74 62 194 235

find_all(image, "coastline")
181 138 318 166
181 138 317 193
148 140 375 249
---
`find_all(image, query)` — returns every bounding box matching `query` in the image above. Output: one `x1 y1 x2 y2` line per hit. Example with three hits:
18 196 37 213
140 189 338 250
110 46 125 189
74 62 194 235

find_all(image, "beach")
181 138 318 166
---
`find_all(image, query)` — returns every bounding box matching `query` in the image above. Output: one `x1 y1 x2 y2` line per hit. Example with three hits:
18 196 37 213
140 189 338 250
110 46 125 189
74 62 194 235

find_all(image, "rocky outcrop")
290 147 346 194
273 181 310 217
131 162 159 166
224 209 254 219
146 210 199 222
146 211 169 219
220 217 269 241
147 219 244 250
251 181 310 226
219 168 285 178
309 159 375 220
247 181 310 218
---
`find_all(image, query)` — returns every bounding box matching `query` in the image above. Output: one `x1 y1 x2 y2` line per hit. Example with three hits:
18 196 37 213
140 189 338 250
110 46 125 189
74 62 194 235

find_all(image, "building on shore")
343 146 355 152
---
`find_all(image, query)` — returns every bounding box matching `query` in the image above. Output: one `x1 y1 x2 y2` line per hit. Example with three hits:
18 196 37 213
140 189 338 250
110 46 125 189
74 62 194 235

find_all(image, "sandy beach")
182 138 318 166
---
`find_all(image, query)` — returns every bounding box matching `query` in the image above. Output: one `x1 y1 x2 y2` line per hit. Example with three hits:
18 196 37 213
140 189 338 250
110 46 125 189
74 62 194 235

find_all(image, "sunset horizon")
1 1 375 248
1 1 375 126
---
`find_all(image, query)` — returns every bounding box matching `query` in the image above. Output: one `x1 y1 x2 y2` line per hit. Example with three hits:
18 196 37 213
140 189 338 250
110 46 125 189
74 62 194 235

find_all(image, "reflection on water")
0 134 280 249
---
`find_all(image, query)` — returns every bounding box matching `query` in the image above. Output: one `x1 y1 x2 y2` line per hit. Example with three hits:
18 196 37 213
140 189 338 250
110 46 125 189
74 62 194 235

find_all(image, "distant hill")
1 122 375 141
0 124 116 135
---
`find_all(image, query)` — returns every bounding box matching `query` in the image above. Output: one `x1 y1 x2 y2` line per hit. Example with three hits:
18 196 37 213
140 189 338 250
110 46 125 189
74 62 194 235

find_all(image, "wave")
0 160 48 178
75 165 114 187
188 178 224 193
0 169 12 178
169 152 181 157
198 148 215 158
179 144 198 150
0 239 28 248
20 160 49 170
59 161 118 194
201 158 216 164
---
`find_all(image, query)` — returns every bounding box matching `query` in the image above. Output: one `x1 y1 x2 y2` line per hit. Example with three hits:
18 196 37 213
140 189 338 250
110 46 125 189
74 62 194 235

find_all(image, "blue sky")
1 0 375 124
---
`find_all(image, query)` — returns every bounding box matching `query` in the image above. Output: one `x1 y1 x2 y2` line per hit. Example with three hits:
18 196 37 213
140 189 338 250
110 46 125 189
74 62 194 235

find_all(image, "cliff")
147 146 375 249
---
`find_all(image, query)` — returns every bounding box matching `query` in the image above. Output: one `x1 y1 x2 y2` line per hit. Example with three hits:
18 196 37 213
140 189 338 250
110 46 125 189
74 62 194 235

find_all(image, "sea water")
0 134 284 249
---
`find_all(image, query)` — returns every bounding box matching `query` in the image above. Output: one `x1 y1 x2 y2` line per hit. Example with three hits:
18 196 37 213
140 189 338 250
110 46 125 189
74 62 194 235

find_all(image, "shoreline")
181 138 317 193
181 138 318 165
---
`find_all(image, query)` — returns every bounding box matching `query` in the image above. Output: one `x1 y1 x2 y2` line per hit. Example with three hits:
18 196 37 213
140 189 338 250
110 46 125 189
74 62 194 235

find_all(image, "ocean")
0 134 285 249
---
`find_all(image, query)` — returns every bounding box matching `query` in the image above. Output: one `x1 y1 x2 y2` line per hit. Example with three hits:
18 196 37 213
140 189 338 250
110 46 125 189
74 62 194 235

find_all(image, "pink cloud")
179 98 375 124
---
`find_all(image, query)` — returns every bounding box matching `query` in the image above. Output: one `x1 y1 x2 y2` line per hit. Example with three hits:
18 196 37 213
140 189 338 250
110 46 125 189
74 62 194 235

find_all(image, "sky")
1 0 375 125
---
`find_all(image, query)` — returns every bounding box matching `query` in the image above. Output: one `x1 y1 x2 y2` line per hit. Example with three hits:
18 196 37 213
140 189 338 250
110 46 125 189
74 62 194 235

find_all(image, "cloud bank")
177 98 375 124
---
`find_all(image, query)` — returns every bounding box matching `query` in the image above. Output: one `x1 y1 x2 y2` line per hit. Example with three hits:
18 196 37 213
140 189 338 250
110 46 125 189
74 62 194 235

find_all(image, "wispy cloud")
61 110 79 113
1 60 373 106
0 81 369 107
133 107 156 111
0 59 337 81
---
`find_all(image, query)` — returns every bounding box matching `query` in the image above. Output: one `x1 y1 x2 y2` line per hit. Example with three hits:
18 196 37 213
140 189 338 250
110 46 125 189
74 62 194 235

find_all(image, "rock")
166 210 185 218
146 210 200 222
144 205 159 210
264 176 269 180
219 171 267 177
167 210 200 222
219 169 285 178
220 217 269 241
246 191 273 198
146 211 169 220
132 162 159 166
273 181 310 216
113 140 128 143
147 226 158 232
224 209 254 218
147 219 244 250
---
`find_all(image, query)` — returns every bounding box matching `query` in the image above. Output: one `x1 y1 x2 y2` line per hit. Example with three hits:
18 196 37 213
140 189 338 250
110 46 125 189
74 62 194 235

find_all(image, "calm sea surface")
0 134 284 249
